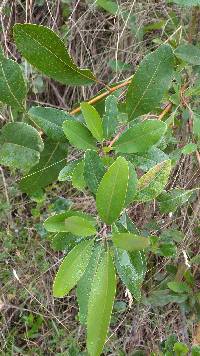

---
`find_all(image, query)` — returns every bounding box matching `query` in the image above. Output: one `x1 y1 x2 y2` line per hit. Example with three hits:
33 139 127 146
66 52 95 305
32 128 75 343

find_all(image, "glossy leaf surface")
115 248 146 300
114 120 167 153
63 120 97 151
96 157 129 225
135 160 171 202
29 106 71 142
87 250 116 356
125 162 137 206
81 102 104 141
157 188 196 213
44 211 95 232
112 233 150 251
77 245 103 324
175 44 200 65
53 239 94 297
72 160 86 191
126 45 174 121
0 122 43 171
14 24 96 85
84 150 106 194
102 95 118 139
64 216 97 237
0 56 26 110
19 139 67 194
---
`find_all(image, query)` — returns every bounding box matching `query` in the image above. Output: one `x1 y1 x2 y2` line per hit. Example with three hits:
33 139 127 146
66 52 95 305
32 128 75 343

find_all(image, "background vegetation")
0 0 200 354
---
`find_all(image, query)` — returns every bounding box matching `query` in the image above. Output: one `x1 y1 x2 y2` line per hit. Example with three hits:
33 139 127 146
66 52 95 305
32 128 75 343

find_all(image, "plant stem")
69 78 132 115
158 102 172 120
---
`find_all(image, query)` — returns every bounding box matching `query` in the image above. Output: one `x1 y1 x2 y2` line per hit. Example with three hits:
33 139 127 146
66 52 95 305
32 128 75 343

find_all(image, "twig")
158 102 172 120
69 78 132 115
108 126 126 148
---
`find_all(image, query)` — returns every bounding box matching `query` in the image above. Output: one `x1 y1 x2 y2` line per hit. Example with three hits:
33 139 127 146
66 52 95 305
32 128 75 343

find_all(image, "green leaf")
192 346 200 356
84 150 106 194
181 142 197 154
81 102 104 141
77 245 103 324
0 122 43 153
0 46 4 59
0 144 40 172
157 188 196 213
135 160 171 202
0 122 43 171
64 216 96 237
173 342 189 355
128 147 169 172
63 120 97 151
96 0 119 15
175 44 200 66
51 232 79 251
13 24 96 86
19 139 67 194
119 212 140 235
145 289 188 307
114 120 167 153
193 114 200 138
58 160 80 181
96 157 129 225
28 106 71 142
44 211 95 232
167 281 191 294
190 254 200 265
159 242 177 257
170 0 200 7
53 239 94 298
72 160 86 191
0 56 26 110
125 162 137 206
126 45 174 121
87 250 116 356
102 95 118 139
112 233 150 251
114 248 146 300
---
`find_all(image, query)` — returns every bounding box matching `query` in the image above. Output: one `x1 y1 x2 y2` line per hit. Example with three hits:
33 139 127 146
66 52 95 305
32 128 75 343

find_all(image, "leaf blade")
87 250 116 356
19 139 67 194
96 157 129 225
77 244 103 324
64 216 97 237
112 233 150 251
135 160 172 202
114 120 167 153
0 122 43 171
84 150 106 194
63 120 97 151
0 56 26 110
114 248 146 301
126 45 174 121
13 24 96 86
28 106 71 142
81 102 104 141
53 239 94 298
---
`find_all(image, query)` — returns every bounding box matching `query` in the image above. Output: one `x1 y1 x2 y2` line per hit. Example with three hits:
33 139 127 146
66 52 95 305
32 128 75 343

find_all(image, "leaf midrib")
17 27 95 82
116 125 164 148
0 61 24 111
129 54 168 121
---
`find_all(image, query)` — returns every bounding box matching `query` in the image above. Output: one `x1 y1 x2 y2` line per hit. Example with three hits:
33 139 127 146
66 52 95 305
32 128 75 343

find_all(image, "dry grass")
0 1 200 355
